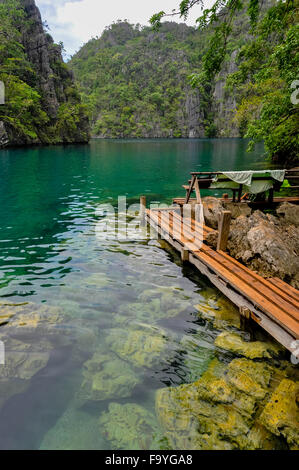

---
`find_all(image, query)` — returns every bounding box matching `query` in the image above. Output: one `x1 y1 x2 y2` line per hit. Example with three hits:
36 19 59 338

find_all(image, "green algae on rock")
84 273 111 289
227 358 272 400
105 323 170 369
195 295 241 329
118 286 193 323
77 351 141 402
99 402 162 450
259 379 299 449
1 302 64 337
180 333 215 383
155 357 286 450
215 331 283 359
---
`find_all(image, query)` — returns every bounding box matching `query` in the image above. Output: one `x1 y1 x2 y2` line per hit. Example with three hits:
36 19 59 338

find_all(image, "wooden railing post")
140 196 146 227
217 210 231 252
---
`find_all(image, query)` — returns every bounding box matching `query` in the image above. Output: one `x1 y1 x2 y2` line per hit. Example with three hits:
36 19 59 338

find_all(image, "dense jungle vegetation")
70 0 298 164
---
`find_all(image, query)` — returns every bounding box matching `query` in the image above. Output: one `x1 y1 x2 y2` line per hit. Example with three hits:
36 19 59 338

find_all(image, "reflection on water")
0 140 298 450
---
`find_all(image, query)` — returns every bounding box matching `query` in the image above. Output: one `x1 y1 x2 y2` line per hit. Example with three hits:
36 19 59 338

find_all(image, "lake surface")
0 139 296 450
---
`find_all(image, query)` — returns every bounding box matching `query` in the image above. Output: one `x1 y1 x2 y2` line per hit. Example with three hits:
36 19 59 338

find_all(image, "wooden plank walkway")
146 207 299 353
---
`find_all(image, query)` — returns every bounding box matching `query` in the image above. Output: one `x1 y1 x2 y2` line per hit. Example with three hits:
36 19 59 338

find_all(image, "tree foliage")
70 22 207 138
151 0 299 164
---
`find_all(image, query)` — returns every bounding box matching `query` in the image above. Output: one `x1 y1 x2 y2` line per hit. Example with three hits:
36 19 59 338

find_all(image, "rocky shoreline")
203 198 299 289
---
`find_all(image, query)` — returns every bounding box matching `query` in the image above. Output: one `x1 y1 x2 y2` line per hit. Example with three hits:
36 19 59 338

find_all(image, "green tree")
151 0 299 164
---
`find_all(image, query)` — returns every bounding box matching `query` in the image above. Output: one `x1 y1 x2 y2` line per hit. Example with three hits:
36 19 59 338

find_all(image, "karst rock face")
21 0 61 119
0 0 89 147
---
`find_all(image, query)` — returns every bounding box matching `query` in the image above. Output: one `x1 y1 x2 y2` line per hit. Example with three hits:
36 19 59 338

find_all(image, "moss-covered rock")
195 295 240 329
215 331 283 359
1 302 64 337
259 379 299 449
227 358 272 400
155 357 289 450
105 323 169 368
118 286 192 323
77 350 140 402
84 273 111 289
155 377 248 450
180 333 215 382
237 423 284 450
99 402 161 450
155 359 252 450
195 358 234 404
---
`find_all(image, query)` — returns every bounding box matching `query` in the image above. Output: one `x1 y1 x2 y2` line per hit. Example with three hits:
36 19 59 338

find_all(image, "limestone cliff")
69 17 252 140
0 0 89 147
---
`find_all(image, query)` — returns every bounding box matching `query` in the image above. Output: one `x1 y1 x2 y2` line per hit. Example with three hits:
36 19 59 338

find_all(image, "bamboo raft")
142 200 299 354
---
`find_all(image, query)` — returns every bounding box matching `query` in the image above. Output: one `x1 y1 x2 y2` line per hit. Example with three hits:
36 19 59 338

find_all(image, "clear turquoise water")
0 139 286 450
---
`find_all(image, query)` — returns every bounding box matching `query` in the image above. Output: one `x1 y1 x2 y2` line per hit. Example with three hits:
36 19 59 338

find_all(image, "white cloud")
35 0 211 57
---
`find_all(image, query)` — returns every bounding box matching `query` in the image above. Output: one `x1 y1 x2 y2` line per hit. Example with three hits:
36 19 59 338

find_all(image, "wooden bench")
183 170 299 204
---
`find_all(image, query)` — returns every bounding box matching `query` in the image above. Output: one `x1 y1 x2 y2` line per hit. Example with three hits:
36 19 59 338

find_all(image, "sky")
35 0 209 58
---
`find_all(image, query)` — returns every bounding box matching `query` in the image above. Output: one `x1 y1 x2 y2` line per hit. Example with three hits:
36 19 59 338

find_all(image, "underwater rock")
259 379 299 449
155 381 245 449
78 350 141 402
0 310 15 326
1 349 50 381
195 358 235 404
0 336 51 410
214 331 283 359
155 357 287 450
118 287 191 323
0 335 52 380
105 323 170 369
99 402 161 450
180 334 215 383
227 358 272 399
155 359 251 450
84 273 111 289
0 302 95 357
1 302 64 338
195 295 240 329
236 422 284 450
40 399 103 450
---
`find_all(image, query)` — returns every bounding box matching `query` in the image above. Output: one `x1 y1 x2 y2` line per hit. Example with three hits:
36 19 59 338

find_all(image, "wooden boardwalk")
146 207 299 353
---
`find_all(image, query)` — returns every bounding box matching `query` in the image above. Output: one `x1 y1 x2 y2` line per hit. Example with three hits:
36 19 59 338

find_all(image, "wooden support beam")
181 248 189 262
239 306 251 319
140 196 146 227
217 211 232 252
